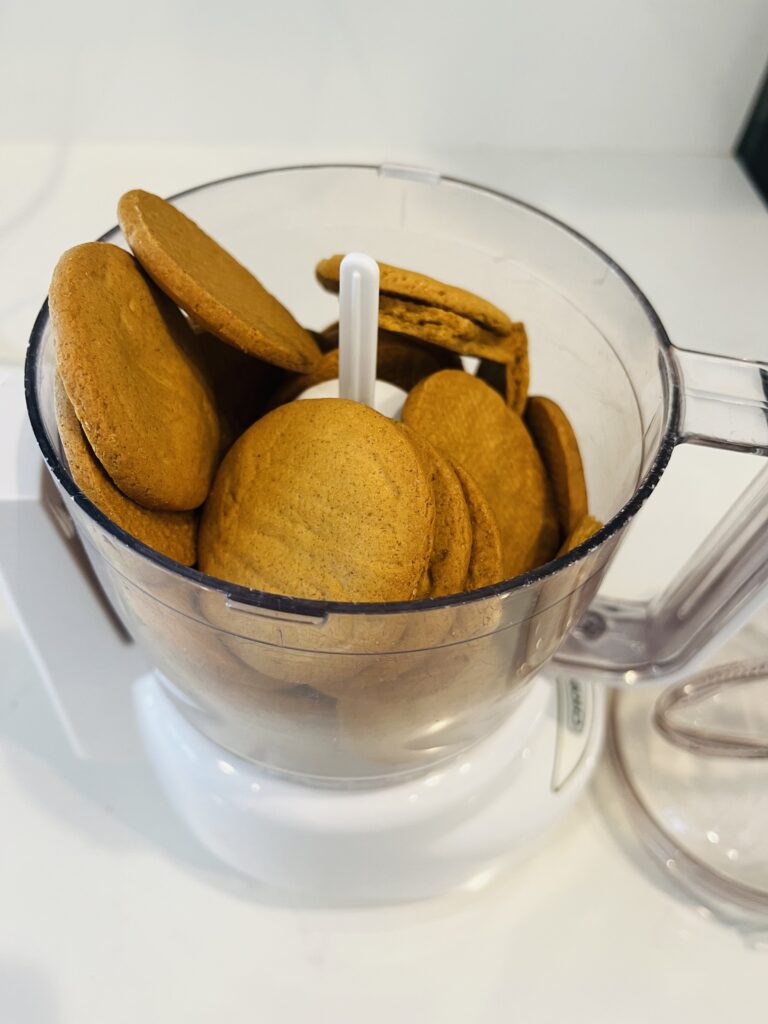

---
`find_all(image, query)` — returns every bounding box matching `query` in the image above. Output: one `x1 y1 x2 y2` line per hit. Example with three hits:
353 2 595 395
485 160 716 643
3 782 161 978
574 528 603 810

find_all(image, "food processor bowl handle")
556 347 768 685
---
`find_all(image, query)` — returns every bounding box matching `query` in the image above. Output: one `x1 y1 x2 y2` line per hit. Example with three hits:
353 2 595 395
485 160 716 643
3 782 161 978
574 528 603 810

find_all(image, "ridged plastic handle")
556 347 768 686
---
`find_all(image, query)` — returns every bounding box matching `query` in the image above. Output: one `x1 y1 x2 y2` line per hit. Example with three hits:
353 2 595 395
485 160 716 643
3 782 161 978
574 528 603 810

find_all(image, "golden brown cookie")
507 352 530 416
199 398 435 601
377 295 492 346
379 297 528 365
525 396 588 536
558 515 603 555
316 255 512 335
125 583 338 773
265 348 339 407
50 242 221 511
318 295 525 365
398 425 472 598
55 376 197 565
268 331 463 408
190 331 287 448
403 371 559 578
452 464 503 590
374 331 464 388
469 323 528 368
118 189 321 373
313 321 341 352
337 639 509 765
475 345 530 416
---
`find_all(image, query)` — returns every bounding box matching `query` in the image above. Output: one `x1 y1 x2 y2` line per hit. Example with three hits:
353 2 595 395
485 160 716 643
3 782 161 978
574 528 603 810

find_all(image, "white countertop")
1 147 768 1023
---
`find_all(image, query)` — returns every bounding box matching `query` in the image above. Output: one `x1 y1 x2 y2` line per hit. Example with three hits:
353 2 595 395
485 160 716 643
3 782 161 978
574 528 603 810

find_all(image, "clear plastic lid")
609 607 768 929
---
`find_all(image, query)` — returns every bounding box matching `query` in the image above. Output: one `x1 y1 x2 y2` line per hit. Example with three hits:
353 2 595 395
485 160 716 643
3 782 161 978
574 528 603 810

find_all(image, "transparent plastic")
24 164 768 783
609 617 768 928
558 447 768 685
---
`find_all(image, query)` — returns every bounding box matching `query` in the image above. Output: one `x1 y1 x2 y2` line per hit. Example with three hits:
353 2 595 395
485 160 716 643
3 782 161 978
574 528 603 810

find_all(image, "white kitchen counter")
1 147 767 1023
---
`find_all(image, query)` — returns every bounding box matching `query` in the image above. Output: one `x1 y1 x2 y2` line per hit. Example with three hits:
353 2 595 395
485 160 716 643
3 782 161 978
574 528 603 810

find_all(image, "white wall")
1 0 767 154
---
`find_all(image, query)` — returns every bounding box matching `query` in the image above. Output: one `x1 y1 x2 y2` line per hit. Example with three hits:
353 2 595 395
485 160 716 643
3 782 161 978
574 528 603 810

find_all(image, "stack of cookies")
48 189 602 605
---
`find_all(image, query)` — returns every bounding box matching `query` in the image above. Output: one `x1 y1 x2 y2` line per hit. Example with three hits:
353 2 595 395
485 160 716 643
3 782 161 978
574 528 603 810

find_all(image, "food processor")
3 163 768 904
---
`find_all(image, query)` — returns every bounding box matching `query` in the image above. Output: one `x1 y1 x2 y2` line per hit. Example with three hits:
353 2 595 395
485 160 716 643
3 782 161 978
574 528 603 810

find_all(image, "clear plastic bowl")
25 164 675 783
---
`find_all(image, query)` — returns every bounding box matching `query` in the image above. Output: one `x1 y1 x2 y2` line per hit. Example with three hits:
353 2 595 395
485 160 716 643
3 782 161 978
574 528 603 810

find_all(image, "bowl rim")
24 162 679 618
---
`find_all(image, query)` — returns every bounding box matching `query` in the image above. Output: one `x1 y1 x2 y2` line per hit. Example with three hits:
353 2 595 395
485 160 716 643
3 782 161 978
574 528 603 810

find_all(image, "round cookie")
118 190 321 373
475 344 530 415
378 295 497 347
269 331 463 408
378 297 527 365
505 347 530 415
267 347 344 408
316 255 512 335
525 396 588 535
403 370 559 578
50 242 221 511
452 464 503 590
312 322 342 353
374 332 464 388
195 580 410 691
467 322 528 369
337 640 508 765
199 398 435 601
398 425 472 598
190 331 287 447
558 514 603 556
54 376 197 565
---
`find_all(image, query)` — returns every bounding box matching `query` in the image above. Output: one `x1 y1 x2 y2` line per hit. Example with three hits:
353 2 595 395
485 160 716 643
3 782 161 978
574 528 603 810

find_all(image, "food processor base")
134 670 604 903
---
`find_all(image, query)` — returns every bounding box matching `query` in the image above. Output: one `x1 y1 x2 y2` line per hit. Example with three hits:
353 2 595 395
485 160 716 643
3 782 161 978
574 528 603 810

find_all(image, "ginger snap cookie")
374 332 463 388
312 322 342 353
55 376 197 565
199 398 435 601
316 256 525 363
50 242 220 511
403 371 559 578
269 330 463 408
377 296 526 362
191 331 287 447
525 396 588 536
337 641 507 764
475 345 530 416
398 425 472 598
378 298 488 347
558 514 603 555
452 464 503 590
118 190 321 373
316 255 512 335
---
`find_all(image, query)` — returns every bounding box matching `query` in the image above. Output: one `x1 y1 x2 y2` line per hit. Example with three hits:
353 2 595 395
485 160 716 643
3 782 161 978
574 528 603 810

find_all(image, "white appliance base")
135 671 604 903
